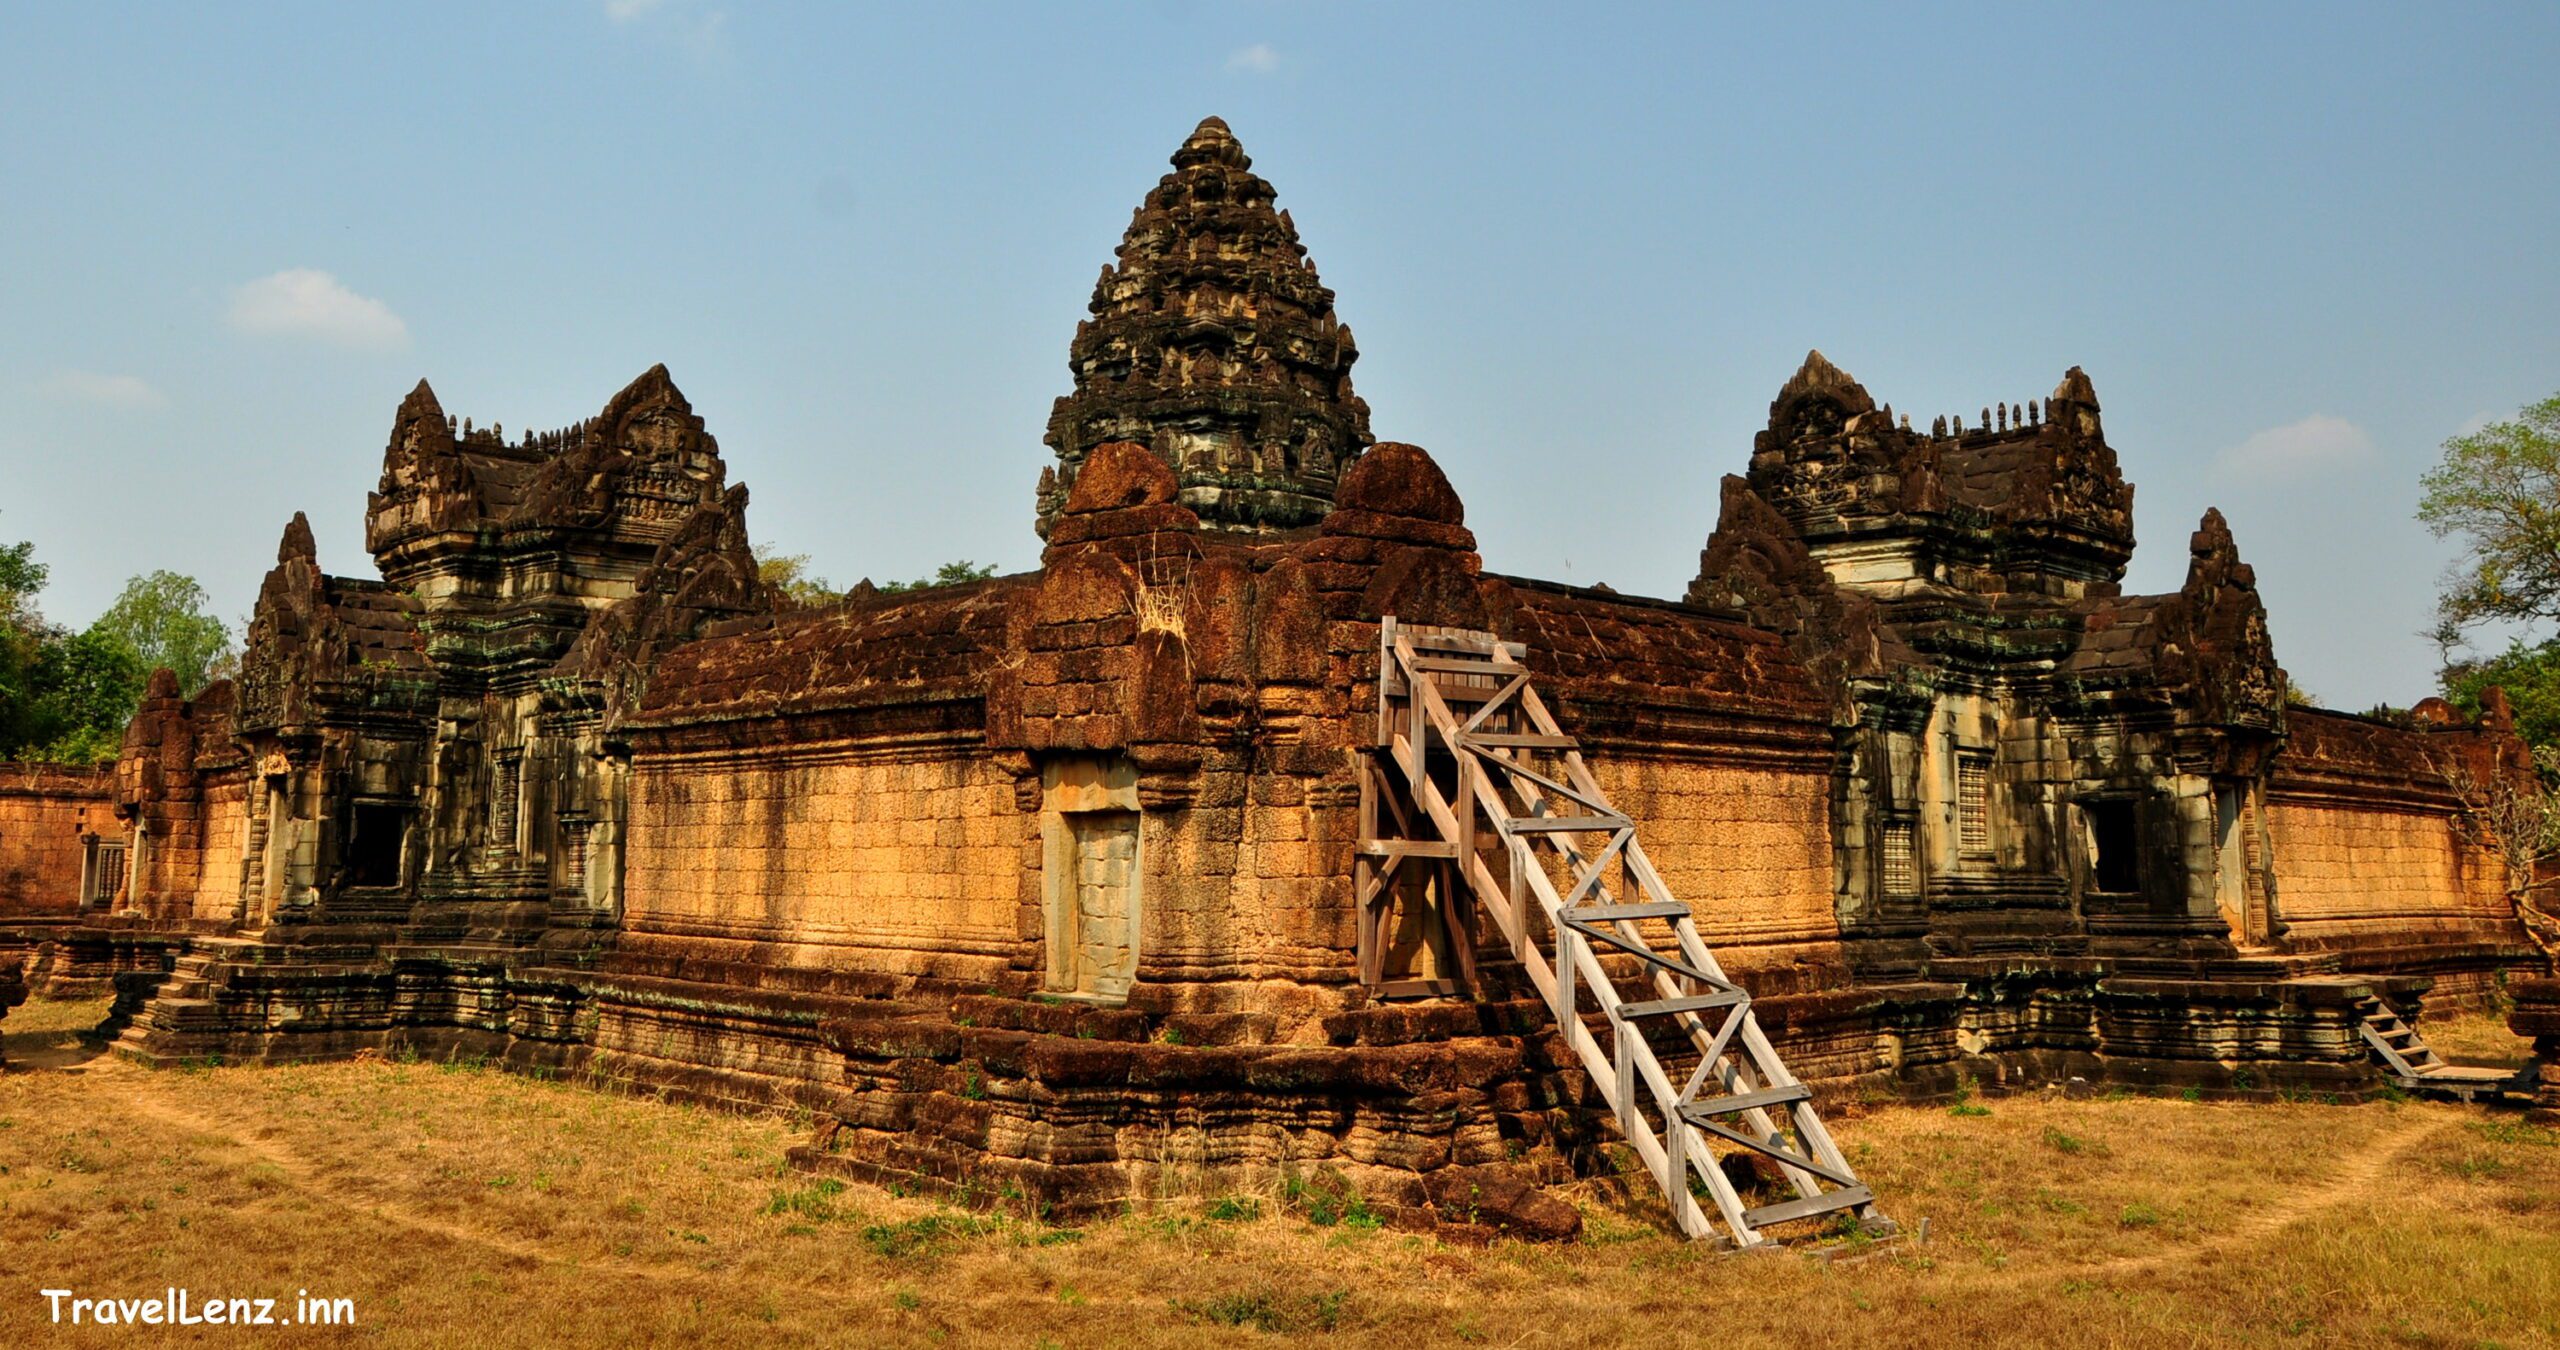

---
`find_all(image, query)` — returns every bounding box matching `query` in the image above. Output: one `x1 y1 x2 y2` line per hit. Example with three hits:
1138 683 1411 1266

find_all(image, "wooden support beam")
1681 1083 1811 1118
1619 990 1748 1020
1742 1185 1873 1230
1506 815 1629 834
1355 839 1457 859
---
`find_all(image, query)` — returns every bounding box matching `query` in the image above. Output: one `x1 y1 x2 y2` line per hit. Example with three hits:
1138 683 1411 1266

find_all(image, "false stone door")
1041 755 1144 1001
1063 810 1140 998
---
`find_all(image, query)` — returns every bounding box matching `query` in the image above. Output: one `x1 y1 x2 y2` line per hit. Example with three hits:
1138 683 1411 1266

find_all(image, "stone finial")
605 362 688 418
1045 441 1203 549
2052 367 2103 438
1323 442 1477 553
279 511 316 563
2053 365 2099 408
397 378 443 423
144 667 181 701
1064 442 1181 513
2190 507 2237 562
1980 407 1990 431
1997 403 2008 431
1174 115 1249 170
1335 442 1464 526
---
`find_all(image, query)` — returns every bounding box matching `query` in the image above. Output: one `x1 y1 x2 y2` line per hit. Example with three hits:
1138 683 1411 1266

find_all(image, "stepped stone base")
87 932 2469 1220
2510 979 2560 1124
0 922 183 1001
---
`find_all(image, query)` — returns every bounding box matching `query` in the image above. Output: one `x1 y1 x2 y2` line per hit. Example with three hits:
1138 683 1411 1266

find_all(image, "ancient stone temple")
2 118 2543 1235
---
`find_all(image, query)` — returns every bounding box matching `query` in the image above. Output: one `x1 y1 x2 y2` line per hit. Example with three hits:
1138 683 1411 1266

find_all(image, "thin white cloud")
606 0 727 56
41 370 166 409
2217 414 2373 480
1227 43 1281 74
227 269 409 350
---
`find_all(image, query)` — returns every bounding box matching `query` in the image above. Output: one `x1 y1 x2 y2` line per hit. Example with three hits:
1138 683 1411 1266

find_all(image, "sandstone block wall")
191 777 248 920
2267 709 2533 999
2267 801 2510 947
1585 753 1843 993
622 743 1025 983
0 764 113 917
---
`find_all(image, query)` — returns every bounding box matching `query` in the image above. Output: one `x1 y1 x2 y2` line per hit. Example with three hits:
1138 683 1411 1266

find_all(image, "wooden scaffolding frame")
1358 618 1894 1247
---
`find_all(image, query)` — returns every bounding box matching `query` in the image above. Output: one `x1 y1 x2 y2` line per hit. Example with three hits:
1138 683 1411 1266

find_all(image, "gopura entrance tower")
1037 116 1373 536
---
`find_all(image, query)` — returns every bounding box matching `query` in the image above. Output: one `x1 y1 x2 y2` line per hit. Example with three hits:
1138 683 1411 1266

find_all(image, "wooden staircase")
1358 620 1892 1247
2356 995 2528 1102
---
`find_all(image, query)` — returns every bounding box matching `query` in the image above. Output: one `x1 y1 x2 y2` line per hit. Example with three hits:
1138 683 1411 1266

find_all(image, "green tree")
877 560 998 594
2444 638 2560 750
88 569 235 694
0 524 180 764
2422 393 2560 751
21 630 147 763
753 545 841 607
2419 393 2560 646
0 538 44 619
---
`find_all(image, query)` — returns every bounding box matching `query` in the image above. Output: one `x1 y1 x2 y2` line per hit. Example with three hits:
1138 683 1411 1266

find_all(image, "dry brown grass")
2425 1005 2538 1069
2 1003 2555 1347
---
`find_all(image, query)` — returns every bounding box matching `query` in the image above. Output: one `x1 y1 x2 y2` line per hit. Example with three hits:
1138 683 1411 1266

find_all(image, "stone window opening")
2083 799 2141 895
82 836 128 908
1956 755 1993 857
1880 818 1920 897
491 754 522 854
344 802 409 890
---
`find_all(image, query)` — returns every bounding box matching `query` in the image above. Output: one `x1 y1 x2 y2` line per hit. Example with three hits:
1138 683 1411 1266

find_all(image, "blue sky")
3 2 2554 710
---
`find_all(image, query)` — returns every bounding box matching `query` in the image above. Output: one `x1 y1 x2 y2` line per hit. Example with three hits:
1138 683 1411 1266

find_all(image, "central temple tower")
1037 117 1373 536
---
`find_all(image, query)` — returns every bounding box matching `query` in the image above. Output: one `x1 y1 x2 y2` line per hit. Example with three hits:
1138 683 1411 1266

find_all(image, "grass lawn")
3 998 2554 1347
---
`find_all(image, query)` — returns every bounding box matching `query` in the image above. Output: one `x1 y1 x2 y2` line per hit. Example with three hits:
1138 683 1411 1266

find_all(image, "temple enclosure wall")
0 763 113 917
2267 707 2536 1004
622 740 1026 982
1581 752 1841 993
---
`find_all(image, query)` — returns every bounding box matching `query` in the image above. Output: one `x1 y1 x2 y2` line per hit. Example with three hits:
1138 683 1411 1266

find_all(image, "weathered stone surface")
1421 1164 1582 1240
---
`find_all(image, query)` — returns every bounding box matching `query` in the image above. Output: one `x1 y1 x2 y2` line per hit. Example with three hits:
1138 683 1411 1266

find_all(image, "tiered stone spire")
1038 116 1373 537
